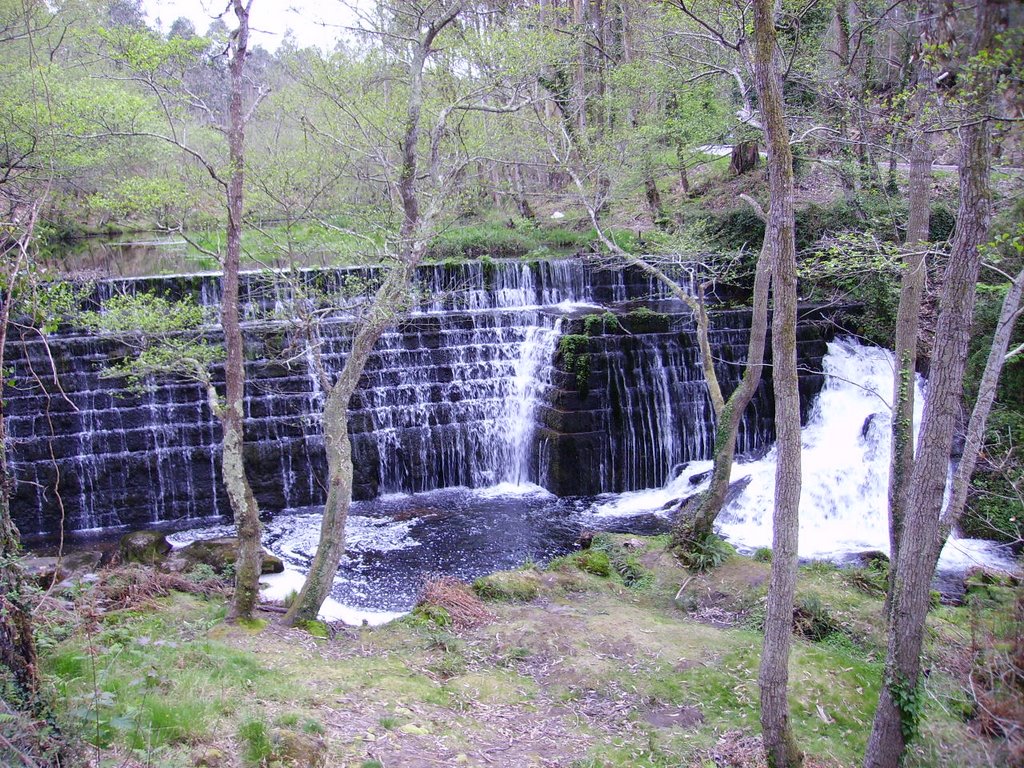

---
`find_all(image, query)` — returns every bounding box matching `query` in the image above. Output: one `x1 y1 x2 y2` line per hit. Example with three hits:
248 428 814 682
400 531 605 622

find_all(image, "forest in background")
1 1 1023 766
4 0 1019 539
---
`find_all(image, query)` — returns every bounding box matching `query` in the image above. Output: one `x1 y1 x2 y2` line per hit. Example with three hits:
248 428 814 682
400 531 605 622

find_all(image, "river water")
168 337 1018 623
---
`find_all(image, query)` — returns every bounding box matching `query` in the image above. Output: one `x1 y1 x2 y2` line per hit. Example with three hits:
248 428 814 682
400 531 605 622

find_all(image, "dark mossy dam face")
7 259 837 537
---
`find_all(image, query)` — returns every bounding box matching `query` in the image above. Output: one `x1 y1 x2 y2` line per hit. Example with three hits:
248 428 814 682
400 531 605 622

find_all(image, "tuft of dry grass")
970 589 1024 763
709 729 766 767
417 576 493 630
95 565 226 611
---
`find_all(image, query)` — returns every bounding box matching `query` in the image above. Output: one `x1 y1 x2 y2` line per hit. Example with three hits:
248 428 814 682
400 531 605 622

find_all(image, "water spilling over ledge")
167 339 1016 617
6 258 839 537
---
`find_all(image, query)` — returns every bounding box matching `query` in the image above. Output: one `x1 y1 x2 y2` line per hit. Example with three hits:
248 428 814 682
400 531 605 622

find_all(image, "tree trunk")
674 225 772 544
943 263 1024 535
749 0 803 765
730 140 760 175
283 266 412 624
284 3 463 624
510 163 535 220
224 0 263 622
644 175 665 225
887 123 931 609
865 4 1003 764
0 218 40 710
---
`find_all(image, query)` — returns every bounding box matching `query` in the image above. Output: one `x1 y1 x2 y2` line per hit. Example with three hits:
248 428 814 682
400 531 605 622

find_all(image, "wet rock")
861 413 880 439
688 470 712 486
736 444 772 463
392 506 448 522
173 537 284 575
722 475 752 507
576 530 596 549
19 557 65 588
118 530 172 565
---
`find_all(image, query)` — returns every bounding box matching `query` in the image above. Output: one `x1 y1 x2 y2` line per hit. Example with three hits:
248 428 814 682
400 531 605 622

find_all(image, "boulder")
63 549 104 574
688 469 712 486
118 530 172 565
964 566 1020 600
269 729 327 768
174 537 284 575
19 556 65 588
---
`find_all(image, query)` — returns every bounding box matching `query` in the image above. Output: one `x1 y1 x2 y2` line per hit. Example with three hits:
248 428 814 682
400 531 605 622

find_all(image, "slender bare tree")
748 0 803 764
865 1 1012 764
283 0 467 625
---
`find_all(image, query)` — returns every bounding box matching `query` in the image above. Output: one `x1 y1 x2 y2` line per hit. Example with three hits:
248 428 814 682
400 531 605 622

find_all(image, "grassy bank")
24 535 1020 768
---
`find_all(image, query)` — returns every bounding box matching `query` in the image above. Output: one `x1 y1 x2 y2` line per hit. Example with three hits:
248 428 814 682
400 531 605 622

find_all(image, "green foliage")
9 274 90 334
558 334 591 398
573 549 612 577
90 176 190 221
238 718 273 765
429 224 536 260
99 26 209 76
929 203 957 242
889 673 925 744
44 594 283 754
792 594 842 642
184 563 220 586
675 533 735 573
410 604 452 628
298 620 329 639
82 292 221 389
847 563 889 597
427 222 593 262
752 547 773 563
472 571 540 602
799 232 902 345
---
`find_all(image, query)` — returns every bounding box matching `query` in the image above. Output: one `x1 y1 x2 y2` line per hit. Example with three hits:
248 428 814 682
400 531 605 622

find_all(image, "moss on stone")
623 307 670 333
558 334 591 399
118 530 172 565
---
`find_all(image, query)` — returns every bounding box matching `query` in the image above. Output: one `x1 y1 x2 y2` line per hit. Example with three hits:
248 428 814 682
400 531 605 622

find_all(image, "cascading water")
11 258 703 536
597 336 1017 572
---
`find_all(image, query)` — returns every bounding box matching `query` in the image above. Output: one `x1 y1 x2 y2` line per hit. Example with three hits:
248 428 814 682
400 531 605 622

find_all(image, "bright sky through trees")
142 0 352 50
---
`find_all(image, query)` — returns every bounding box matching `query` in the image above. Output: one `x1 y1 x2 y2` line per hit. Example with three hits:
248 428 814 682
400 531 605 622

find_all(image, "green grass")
38 542 1016 767
43 595 290 750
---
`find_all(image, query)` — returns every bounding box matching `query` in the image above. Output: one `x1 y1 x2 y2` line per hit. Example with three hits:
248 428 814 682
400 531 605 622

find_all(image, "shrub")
674 533 735 573
792 594 841 642
574 549 612 577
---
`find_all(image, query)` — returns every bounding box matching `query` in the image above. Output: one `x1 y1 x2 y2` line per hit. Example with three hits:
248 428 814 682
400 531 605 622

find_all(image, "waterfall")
714 336 918 555
598 336 1017 571
7 258 837 537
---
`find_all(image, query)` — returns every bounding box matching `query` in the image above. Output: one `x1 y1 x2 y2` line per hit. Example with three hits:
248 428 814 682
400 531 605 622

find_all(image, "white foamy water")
259 569 404 626
597 337 1018 573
